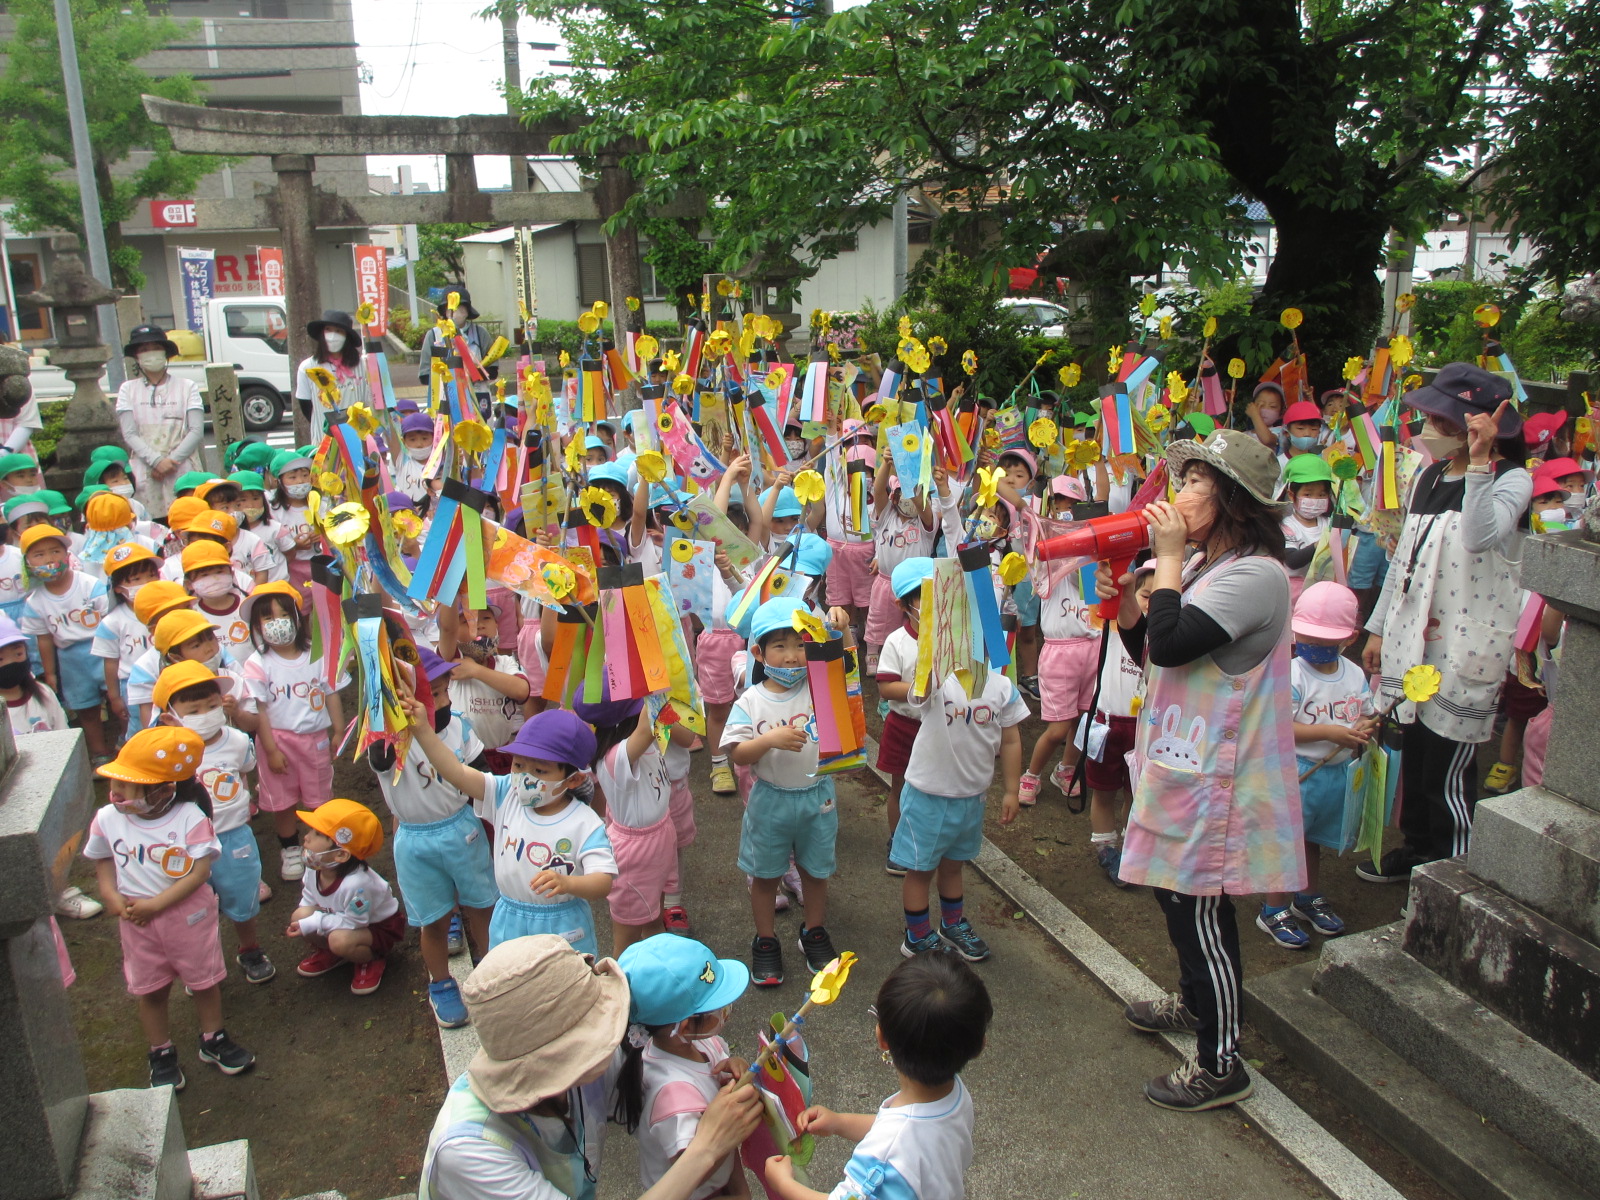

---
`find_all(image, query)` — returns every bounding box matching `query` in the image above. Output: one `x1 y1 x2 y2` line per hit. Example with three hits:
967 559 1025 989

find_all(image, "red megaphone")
1036 510 1152 618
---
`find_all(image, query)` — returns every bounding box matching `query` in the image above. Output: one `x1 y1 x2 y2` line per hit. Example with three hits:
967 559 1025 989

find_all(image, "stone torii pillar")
270 154 321 447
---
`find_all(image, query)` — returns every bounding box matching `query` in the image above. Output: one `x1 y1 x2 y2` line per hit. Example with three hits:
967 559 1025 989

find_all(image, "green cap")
37 489 72 516
83 459 128 486
2 493 49 521
1182 413 1217 438
173 471 218 493
272 450 313 474
232 442 277 471
228 470 265 492
1282 453 1335 486
296 445 317 460
89 445 131 466
0 453 37 477
74 484 108 509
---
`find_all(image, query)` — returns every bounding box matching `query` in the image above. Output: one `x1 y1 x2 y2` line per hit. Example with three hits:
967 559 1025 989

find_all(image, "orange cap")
102 541 156 577
185 509 238 542
152 660 234 712
133 580 194 627
19 524 68 555
165 496 210 531
85 492 135 532
153 609 216 654
193 478 234 502
97 726 204 785
180 540 233 575
298 798 383 861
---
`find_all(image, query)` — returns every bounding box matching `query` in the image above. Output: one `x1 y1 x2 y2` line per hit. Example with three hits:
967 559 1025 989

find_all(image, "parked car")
26 297 292 431
997 296 1075 337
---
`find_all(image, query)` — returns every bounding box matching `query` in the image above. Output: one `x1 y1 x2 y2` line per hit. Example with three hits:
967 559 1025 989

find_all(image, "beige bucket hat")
462 935 631 1113
1165 428 1288 510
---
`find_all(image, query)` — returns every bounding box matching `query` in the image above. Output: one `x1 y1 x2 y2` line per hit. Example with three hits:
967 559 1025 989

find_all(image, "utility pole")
399 166 420 323
54 0 124 387
501 4 528 192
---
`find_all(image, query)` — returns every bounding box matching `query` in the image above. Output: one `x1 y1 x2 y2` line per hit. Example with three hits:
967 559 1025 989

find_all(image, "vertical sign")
257 246 284 296
352 244 388 337
177 246 216 334
514 225 536 337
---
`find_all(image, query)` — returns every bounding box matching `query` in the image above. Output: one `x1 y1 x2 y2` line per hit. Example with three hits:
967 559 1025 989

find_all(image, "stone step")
1468 790 1600 947
1313 929 1600 1188
70 1087 191 1200
1246 962 1597 1200
1404 859 1600 1080
188 1140 256 1200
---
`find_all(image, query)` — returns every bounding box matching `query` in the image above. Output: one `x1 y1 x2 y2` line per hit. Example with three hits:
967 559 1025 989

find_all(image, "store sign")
352 244 388 337
150 199 197 228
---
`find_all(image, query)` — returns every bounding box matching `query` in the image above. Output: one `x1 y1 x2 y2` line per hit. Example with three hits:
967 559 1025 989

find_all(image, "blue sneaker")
938 918 992 962
446 914 466 957
901 928 945 958
428 978 470 1028
1096 843 1131 889
1291 894 1347 937
1255 907 1310 949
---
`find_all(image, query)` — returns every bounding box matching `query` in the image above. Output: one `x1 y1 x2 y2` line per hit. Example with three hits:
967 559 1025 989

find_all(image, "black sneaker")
751 936 784 987
1017 675 1041 700
237 947 276 984
148 1045 185 1091
1145 1058 1254 1110
197 1029 256 1076
1124 994 1202 1033
886 839 908 877
1355 847 1418 884
798 925 837 973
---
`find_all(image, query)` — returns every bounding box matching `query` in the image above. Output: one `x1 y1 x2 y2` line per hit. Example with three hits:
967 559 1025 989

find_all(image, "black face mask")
0 661 32 689
433 706 452 734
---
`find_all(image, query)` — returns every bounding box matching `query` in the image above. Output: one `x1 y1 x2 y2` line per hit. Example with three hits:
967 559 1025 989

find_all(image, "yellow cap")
298 799 384 861
185 509 238 542
19 524 68 555
153 609 216 654
180 540 233 576
165 496 210 530
97 727 204 785
133 580 194 627
101 541 156 577
152 660 233 712
85 492 135 532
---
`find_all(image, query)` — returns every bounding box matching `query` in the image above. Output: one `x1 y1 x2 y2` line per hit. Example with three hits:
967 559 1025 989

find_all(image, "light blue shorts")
55 638 105 711
1297 755 1354 852
392 806 498 927
210 824 262 924
1347 529 1390 589
1011 577 1040 625
488 895 596 955
890 782 985 871
738 777 838 881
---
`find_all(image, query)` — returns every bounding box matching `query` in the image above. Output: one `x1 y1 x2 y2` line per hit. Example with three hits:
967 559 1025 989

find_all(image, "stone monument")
1248 529 1600 1200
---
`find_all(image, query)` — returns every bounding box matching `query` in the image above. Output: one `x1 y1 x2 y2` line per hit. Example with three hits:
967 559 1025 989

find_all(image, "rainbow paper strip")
1351 413 1382 470
875 360 905 405
308 555 346 689
798 358 829 424
599 585 635 699
578 358 605 424
1100 384 1135 457
604 347 634 392
681 323 707 382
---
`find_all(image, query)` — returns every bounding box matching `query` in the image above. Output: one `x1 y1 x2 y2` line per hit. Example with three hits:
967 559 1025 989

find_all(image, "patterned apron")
116 375 202 517
1119 553 1307 896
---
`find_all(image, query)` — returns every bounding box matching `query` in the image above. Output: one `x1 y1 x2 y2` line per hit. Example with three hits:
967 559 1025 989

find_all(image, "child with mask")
287 799 406 996
227 471 288 582
114 326 205 518
268 452 318 591
92 543 164 737
1280 455 1335 601
393 413 437 504
1245 381 1286 451
180 539 253 658
1279 400 1326 462
19 524 110 761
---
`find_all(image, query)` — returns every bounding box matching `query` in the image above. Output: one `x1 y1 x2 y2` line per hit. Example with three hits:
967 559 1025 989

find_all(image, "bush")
34 400 67 467
1411 280 1600 380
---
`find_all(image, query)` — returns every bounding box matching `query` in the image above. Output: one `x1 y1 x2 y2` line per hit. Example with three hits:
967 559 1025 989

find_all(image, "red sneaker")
663 905 691 935
350 958 387 995
296 948 344 978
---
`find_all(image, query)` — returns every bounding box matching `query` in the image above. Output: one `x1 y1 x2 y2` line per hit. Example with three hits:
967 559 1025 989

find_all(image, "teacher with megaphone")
1093 428 1304 1114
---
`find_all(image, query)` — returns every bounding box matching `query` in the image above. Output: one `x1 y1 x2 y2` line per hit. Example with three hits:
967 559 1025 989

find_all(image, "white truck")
26 296 293 431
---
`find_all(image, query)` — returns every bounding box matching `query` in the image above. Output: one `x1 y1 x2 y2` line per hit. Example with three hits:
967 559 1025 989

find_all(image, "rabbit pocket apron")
1120 557 1307 896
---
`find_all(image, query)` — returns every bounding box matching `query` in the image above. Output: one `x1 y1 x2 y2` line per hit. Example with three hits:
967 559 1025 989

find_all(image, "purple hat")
497 708 597 767
401 413 434 436
417 646 456 682
394 399 420 415
572 675 645 728
384 490 416 513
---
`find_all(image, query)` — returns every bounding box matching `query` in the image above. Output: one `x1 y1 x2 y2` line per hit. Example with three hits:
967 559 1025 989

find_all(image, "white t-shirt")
877 625 920 719
1096 630 1144 719
7 687 68 736
194 727 256 834
83 801 220 899
483 781 615 906
1289 656 1375 765
663 740 690 784
1038 571 1094 641
232 526 273 580
91 603 151 678
595 739 671 830
873 504 936 575
246 518 290 582
158 556 257 596
722 678 819 789
270 501 315 562
905 671 1031 798
126 646 246 710
450 655 528 751
826 1078 975 1200
636 1036 734 1199
20 572 107 647
240 647 345 734
295 862 400 937
391 455 430 505
0 544 27 614
375 713 484 825
194 593 253 655
1281 514 1327 579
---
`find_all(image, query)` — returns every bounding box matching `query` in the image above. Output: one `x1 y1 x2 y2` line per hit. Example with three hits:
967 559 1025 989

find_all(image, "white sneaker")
55 886 103 920
280 845 305 882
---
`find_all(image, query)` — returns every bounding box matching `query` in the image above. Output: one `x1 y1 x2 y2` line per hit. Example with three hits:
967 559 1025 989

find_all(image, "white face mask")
121 580 150 604
323 330 347 354
8 484 38 496
407 446 432 463
304 847 346 870
136 350 168 373
1538 506 1568 526
285 481 312 500
785 437 807 460
180 707 228 738
192 574 233 600
1295 497 1330 519
201 649 223 671
1563 494 1585 516
261 616 297 646
511 772 560 808
110 483 135 498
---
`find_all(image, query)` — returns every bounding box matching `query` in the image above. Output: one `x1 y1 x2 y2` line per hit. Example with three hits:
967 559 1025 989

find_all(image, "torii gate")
142 97 700 441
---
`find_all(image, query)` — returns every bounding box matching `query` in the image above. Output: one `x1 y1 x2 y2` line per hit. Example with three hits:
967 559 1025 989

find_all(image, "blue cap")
891 556 936 600
760 485 802 519
588 462 630 490
619 934 751 1027
750 596 808 643
497 707 597 767
787 531 832 577
584 435 608 453
649 484 691 510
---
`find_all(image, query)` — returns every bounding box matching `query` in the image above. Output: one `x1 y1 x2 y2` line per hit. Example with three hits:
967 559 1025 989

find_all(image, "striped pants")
1399 720 1479 864
1155 889 1242 1077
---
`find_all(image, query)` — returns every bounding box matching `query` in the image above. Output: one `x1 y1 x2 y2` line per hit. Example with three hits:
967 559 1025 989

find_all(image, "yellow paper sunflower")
1280 307 1304 330
974 466 1001 508
634 450 669 484
392 510 422 540
592 300 609 320
1146 406 1172 433
669 538 696 563
577 312 600 335
625 296 642 312
1343 356 1365 381
900 431 921 454
792 470 825 505
1059 363 1081 388
636 334 660 360
1402 664 1442 703
317 471 344 497
540 561 576 600
453 419 493 455
1203 316 1218 338
1227 358 1246 380
999 552 1029 586
322 502 369 547
436 318 457 340
962 349 979 376
346 403 378 437
1106 344 1123 374
579 485 619 530
1389 335 1414 368
355 301 377 326
1028 417 1058 448
927 336 948 358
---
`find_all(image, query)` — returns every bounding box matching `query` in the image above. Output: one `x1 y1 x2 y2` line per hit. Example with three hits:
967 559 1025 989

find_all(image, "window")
8 254 47 341
223 304 288 354
641 259 663 300
577 243 609 308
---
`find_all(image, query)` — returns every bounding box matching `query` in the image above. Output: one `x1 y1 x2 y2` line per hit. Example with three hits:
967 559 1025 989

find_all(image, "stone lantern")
19 244 126 487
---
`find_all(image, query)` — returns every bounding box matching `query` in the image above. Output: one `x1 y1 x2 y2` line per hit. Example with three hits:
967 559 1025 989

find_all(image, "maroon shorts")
367 910 409 959
1500 672 1547 723
877 710 920 778
1082 714 1139 794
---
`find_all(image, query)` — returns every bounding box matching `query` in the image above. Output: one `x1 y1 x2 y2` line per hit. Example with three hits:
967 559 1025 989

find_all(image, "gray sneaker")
1144 1058 1253 1110
236 947 276 984
1124 994 1201 1034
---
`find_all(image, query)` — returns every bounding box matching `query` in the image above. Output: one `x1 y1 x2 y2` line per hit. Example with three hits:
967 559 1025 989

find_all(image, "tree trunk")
596 157 645 337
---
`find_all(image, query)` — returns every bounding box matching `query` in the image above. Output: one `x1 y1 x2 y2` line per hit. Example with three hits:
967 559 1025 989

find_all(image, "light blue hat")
588 462 630 490
788 531 832 577
760 485 803 520
750 596 809 644
891 556 936 600
618 934 750 1027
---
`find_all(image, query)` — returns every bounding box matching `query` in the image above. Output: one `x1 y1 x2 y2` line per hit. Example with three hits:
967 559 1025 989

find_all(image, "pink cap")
1292 580 1359 641
1531 466 1572 498
998 447 1037 478
1523 411 1568 448
1049 475 1087 501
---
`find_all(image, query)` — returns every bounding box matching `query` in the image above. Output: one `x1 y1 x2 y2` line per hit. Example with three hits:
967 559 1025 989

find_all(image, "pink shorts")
515 620 549 694
696 627 743 706
826 538 875 608
255 726 334 812
1523 705 1554 788
669 775 696 848
863 572 902 648
119 886 227 995
606 812 679 926
1039 637 1099 723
